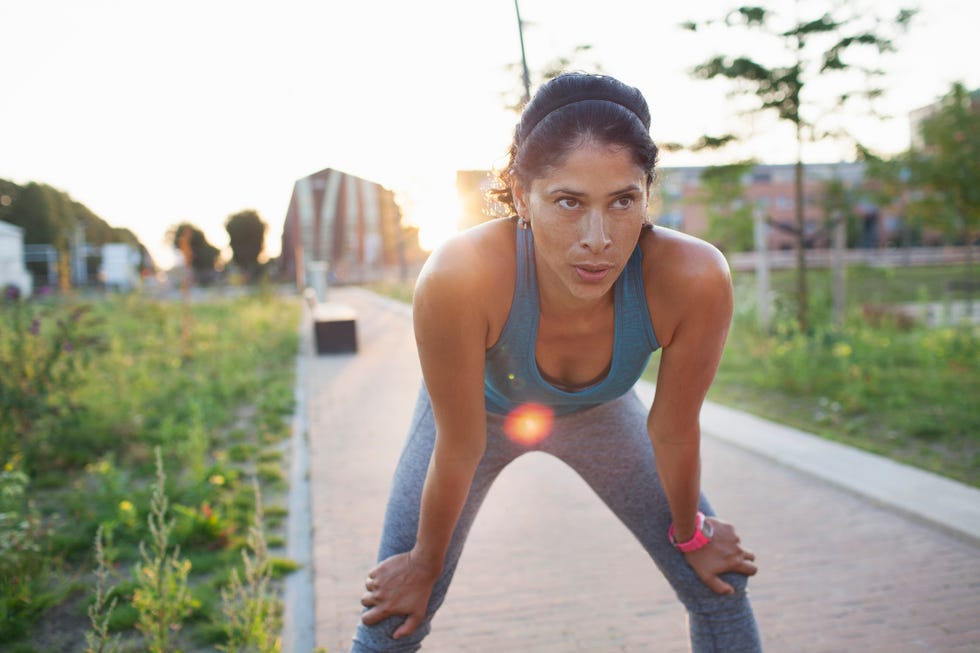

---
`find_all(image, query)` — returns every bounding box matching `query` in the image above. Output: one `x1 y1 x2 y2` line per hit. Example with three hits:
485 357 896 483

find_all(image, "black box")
313 303 358 354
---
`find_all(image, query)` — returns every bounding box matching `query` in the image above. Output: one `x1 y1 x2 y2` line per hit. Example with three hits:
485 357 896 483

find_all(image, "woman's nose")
580 210 611 251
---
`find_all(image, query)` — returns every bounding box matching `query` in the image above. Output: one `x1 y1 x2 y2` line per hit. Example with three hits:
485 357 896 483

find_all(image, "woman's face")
513 139 649 306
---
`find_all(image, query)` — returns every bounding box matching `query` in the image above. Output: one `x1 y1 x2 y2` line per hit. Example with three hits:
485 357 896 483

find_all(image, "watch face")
702 519 714 539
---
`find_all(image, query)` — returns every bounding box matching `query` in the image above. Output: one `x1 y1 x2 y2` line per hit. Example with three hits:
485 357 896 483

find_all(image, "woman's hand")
683 517 758 595
361 550 441 639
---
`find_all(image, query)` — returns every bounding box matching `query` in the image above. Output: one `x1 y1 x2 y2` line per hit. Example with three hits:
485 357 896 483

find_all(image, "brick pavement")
304 287 980 653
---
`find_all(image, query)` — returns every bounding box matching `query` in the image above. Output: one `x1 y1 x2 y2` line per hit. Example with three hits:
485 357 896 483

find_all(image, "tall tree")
820 177 867 248
8 183 76 290
698 162 757 253
683 3 915 330
7 183 72 249
225 210 267 281
906 82 980 308
171 223 220 281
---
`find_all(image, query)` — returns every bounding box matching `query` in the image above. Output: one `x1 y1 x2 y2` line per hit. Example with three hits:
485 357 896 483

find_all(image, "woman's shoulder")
414 219 517 324
418 218 515 286
639 226 733 347
639 225 731 288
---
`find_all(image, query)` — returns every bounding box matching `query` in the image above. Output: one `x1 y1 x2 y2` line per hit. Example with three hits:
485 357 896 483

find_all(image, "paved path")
300 287 980 653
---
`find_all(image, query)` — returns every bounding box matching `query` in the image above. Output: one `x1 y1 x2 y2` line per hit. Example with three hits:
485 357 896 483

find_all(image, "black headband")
517 81 651 141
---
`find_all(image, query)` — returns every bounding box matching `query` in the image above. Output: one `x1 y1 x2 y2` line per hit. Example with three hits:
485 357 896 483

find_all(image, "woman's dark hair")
489 72 659 217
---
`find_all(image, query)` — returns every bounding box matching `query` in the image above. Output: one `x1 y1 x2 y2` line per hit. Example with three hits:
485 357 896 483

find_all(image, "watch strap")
668 511 711 553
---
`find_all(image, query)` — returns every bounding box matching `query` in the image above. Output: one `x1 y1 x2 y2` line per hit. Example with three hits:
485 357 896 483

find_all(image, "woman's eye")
557 197 580 209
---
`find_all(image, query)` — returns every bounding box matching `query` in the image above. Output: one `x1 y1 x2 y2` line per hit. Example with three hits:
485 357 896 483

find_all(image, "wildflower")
63 342 74 353
832 342 852 358
85 460 111 474
209 474 225 486
119 500 134 512
29 318 40 335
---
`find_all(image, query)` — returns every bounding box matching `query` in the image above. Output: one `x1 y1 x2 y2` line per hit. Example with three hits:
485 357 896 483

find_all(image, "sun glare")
504 403 555 446
401 178 464 252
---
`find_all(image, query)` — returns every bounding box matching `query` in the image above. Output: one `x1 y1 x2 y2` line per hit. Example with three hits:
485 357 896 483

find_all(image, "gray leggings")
351 386 762 652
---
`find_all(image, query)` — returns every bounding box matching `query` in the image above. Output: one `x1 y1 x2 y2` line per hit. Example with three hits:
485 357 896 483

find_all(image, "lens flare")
504 403 554 446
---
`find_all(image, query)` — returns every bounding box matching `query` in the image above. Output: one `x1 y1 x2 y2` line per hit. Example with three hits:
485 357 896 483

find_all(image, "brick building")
655 162 900 250
280 168 424 287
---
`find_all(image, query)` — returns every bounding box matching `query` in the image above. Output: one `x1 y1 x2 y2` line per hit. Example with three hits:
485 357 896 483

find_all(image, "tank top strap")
515 224 536 304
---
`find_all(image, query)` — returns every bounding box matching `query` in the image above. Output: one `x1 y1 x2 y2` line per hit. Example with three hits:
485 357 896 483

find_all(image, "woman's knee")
677 569 753 615
351 615 432 653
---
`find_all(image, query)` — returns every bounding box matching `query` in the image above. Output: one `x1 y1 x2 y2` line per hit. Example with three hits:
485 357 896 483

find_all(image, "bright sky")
2 0 977 269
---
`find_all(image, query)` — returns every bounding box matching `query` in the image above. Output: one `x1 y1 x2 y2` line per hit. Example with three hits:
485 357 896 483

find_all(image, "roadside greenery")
0 290 300 651
672 264 979 487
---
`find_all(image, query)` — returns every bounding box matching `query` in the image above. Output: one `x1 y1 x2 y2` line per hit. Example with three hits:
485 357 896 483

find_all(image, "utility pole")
514 0 531 106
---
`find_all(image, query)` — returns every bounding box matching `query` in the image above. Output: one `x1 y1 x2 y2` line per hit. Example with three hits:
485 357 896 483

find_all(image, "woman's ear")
511 181 529 218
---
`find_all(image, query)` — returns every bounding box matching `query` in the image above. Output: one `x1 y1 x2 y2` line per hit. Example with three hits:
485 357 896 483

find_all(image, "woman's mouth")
574 264 612 282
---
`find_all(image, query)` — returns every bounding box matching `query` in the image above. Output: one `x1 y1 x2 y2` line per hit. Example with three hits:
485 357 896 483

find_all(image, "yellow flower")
119 500 134 512
832 343 852 358
208 474 225 486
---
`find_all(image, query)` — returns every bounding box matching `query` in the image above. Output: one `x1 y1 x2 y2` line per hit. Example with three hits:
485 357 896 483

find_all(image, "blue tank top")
484 226 660 416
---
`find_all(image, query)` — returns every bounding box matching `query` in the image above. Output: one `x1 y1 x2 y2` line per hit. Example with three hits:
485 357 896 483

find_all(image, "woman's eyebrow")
545 184 641 197
545 186 586 197
608 184 643 196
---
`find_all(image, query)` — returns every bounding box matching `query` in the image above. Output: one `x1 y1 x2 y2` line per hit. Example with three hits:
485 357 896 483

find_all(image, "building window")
773 168 794 184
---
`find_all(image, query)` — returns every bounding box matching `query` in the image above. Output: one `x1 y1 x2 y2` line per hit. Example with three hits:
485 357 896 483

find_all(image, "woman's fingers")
393 613 424 640
704 574 735 595
738 557 758 576
358 552 436 637
361 605 387 626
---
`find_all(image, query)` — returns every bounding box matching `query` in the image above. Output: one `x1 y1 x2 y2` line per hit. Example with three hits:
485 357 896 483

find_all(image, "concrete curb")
282 306 316 653
634 380 980 545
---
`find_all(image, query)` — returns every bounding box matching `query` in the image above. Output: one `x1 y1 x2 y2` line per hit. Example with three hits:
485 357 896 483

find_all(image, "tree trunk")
966 228 975 319
754 207 771 332
832 211 846 328
794 153 809 332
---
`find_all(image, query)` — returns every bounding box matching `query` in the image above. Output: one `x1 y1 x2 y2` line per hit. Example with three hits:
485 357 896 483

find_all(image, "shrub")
0 458 45 640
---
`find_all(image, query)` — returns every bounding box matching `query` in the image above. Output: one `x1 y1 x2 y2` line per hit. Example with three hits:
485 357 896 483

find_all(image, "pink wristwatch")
668 511 714 553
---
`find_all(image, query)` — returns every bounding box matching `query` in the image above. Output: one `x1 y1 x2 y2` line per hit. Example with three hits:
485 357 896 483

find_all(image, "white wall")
100 242 140 290
0 221 33 297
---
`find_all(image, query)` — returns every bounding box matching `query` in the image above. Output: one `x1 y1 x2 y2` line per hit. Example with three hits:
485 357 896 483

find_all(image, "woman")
354 72 762 652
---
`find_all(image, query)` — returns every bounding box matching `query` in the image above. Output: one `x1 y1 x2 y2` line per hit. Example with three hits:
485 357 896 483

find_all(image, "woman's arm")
645 235 757 593
361 236 491 638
